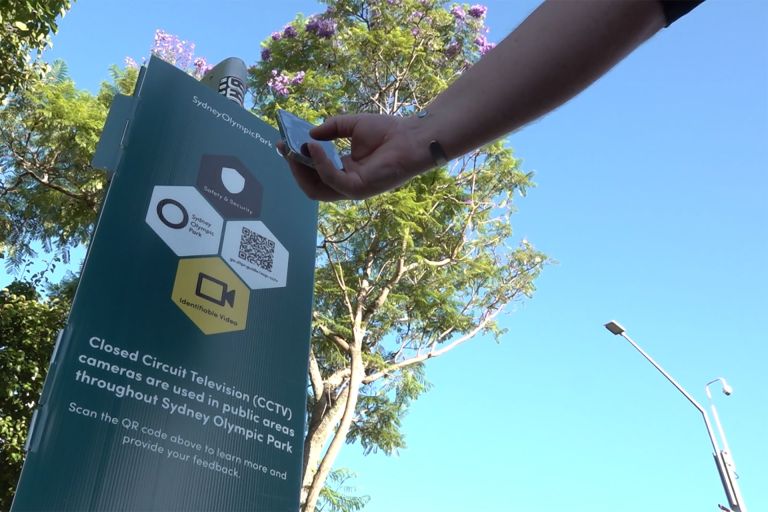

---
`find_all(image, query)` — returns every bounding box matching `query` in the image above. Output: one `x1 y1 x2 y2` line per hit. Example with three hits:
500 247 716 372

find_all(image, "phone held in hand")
276 109 343 170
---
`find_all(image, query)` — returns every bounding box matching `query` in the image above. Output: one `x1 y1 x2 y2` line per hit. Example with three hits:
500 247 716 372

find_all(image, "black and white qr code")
239 227 275 272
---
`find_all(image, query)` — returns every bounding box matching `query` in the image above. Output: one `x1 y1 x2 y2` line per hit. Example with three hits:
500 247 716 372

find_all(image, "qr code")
239 227 275 272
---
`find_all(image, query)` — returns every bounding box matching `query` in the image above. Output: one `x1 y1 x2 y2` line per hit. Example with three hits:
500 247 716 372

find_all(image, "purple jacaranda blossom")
305 16 320 33
411 27 420 37
271 31 282 41
479 41 495 55
306 16 337 38
192 57 212 79
318 20 337 38
386 0 400 5
268 69 291 96
474 34 495 55
450 5 466 20
125 56 139 69
151 29 195 69
468 4 488 18
261 48 271 61
408 11 424 22
283 25 298 38
290 71 306 85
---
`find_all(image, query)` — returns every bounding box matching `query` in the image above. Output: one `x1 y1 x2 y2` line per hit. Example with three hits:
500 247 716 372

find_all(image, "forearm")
408 0 667 162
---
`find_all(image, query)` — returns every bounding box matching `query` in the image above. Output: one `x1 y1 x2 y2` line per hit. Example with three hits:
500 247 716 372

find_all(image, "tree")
250 2 547 510
0 63 112 270
0 28 207 272
0 281 71 511
0 0 72 101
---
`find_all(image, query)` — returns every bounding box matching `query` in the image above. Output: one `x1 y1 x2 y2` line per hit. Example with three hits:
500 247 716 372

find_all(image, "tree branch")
361 234 409 324
308 347 324 401
323 243 355 321
314 317 351 353
363 304 507 384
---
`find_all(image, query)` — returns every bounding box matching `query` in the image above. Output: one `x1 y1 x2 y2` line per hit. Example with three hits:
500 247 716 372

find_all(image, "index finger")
310 114 365 141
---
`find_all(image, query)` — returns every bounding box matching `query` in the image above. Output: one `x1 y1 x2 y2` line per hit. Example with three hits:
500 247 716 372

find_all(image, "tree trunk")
300 385 348 506
302 348 364 512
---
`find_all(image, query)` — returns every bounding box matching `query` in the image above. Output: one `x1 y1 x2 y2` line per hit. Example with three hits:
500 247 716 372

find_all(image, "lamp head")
604 321 625 335
721 379 733 396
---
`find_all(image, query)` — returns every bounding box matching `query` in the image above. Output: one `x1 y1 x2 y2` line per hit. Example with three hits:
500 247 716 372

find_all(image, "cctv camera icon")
195 273 236 307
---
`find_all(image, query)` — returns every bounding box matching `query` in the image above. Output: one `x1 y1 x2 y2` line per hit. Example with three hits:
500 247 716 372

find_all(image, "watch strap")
417 109 449 167
428 140 448 167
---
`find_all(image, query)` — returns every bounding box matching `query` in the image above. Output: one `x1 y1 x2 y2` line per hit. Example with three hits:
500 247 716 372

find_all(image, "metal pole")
608 324 719 452
706 380 748 512
603 321 745 512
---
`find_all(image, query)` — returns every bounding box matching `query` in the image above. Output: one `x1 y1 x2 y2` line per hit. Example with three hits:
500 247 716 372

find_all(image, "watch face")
276 110 343 170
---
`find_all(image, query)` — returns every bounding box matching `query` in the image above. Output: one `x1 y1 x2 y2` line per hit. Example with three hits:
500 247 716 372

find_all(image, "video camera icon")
195 272 236 307
172 257 248 334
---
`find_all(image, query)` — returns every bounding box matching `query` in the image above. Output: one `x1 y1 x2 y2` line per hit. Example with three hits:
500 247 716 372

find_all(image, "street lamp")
603 321 747 512
705 378 746 512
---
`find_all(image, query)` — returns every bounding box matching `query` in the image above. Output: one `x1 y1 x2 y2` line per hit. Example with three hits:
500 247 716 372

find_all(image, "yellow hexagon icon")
172 257 249 334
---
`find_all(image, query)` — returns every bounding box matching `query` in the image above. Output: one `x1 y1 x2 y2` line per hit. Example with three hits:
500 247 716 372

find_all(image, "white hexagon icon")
146 186 224 256
221 221 289 289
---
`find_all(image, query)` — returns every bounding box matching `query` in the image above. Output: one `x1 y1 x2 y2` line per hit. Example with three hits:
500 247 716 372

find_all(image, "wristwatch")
417 110 449 166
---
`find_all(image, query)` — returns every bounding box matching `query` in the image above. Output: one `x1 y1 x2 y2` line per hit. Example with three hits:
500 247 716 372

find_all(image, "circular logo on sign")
157 198 189 229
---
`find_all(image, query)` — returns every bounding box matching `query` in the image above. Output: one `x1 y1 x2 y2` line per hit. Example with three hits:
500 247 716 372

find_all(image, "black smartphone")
276 109 343 170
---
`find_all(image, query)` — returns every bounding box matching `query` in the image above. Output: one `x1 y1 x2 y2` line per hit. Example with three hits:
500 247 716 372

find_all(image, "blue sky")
9 0 768 511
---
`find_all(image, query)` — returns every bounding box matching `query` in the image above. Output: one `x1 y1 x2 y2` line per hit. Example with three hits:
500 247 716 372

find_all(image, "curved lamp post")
603 321 747 512
705 378 746 512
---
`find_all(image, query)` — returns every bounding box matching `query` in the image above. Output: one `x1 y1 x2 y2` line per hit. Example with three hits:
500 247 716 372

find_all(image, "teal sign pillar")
12 57 317 511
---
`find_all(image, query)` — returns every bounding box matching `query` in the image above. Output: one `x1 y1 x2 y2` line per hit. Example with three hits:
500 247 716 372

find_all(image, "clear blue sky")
16 0 768 510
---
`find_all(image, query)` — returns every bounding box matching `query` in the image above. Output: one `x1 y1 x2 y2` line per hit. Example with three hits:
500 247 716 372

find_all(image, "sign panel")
12 57 317 511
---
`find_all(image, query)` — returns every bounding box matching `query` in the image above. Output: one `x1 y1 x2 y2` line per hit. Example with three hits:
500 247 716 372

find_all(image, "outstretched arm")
284 0 668 201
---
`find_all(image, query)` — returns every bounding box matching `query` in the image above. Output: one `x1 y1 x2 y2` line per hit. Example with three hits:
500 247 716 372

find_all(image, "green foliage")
0 281 70 510
0 62 140 272
348 363 430 454
318 468 370 512
0 65 109 270
0 0 72 101
252 0 486 125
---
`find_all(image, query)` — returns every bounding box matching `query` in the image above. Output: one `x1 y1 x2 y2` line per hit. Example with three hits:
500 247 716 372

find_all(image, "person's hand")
279 113 433 201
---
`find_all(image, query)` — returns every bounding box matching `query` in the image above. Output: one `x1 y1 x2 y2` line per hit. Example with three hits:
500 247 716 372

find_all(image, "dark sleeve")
660 0 705 27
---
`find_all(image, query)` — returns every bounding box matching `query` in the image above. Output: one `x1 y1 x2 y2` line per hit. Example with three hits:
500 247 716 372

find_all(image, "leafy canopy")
0 281 71 511
0 0 72 101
